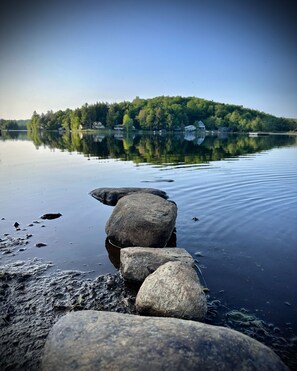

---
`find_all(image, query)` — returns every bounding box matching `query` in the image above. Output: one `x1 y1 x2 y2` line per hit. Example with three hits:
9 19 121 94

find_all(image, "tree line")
0 119 29 131
24 96 297 133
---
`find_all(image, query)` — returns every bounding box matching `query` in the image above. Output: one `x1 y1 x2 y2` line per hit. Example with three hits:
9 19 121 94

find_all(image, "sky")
0 0 296 119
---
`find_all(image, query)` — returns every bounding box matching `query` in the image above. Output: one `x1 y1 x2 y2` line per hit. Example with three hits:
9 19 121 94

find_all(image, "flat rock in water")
40 213 62 220
120 247 194 283
136 261 207 320
105 193 177 247
42 310 288 371
89 187 168 206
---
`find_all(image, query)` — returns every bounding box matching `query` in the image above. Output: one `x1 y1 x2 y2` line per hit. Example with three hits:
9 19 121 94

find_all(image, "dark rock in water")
136 261 207 320
42 311 288 371
120 247 194 283
14 222 20 228
90 187 168 206
141 179 174 183
35 242 47 248
40 213 62 220
105 193 177 248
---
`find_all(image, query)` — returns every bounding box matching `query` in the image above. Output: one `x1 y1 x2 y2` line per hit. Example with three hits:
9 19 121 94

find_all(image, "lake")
1 130 296 365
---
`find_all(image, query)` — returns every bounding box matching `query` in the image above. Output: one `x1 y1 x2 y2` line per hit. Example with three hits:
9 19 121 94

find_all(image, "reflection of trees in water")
0 131 28 141
11 131 295 165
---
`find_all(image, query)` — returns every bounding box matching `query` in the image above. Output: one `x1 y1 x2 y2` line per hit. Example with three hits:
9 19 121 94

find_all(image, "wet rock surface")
120 247 194 283
106 193 177 247
90 187 168 206
42 310 288 371
0 233 33 256
0 259 136 371
136 261 207 320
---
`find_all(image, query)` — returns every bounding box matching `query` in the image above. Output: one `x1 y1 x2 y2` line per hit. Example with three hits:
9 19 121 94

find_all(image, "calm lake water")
1 130 297 364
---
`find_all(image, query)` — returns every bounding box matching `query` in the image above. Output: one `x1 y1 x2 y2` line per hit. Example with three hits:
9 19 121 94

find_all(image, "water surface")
0 131 296 364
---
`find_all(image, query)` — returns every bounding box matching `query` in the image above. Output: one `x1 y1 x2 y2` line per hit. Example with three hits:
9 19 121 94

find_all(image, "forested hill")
27 96 296 133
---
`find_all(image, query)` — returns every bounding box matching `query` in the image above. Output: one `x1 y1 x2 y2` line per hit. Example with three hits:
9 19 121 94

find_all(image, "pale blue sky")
0 0 296 119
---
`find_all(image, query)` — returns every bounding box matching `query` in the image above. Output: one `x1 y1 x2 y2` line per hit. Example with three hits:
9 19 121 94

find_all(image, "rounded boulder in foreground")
136 261 207 320
42 311 288 371
105 193 177 248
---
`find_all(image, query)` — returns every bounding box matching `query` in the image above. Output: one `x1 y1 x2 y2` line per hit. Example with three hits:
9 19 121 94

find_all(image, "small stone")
35 243 47 248
14 222 20 228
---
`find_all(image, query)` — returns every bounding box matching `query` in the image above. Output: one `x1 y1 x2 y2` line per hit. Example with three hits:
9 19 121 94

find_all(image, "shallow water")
0 131 296 353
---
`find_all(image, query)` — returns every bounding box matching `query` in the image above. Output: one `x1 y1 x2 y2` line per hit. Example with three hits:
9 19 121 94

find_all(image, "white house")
184 125 196 132
114 125 124 131
92 122 105 129
197 120 206 130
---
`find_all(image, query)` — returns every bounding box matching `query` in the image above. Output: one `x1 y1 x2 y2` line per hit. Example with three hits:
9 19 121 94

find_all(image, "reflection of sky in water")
0 135 297 338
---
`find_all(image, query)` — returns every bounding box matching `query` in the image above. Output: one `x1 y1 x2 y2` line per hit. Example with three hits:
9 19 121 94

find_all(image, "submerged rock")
120 247 194 283
90 187 168 206
136 261 207 320
40 213 62 220
105 193 177 248
42 310 288 371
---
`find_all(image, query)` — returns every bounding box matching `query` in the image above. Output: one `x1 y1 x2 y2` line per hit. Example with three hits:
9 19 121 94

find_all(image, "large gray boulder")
136 261 207 320
42 311 288 371
120 247 194 283
105 193 177 248
90 187 168 206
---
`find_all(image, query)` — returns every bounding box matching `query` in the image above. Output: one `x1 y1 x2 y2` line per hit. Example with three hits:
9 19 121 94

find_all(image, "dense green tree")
122 113 134 131
25 96 297 133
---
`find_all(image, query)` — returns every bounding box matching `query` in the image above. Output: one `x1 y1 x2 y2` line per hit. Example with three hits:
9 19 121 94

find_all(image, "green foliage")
0 119 29 130
25 97 296 133
122 113 134 131
25 130 296 166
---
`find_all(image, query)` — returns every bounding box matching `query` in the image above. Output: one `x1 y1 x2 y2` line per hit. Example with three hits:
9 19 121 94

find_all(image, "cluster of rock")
42 187 288 370
94 187 207 320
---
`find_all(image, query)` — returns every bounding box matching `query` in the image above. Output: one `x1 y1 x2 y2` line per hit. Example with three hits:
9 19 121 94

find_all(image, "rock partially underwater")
120 247 194 283
40 213 62 220
90 187 168 206
42 310 288 371
105 193 177 248
136 261 207 321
